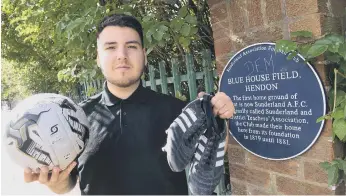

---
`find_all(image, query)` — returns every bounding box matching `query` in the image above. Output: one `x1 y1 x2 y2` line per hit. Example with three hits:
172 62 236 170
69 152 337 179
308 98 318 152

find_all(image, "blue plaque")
219 43 326 160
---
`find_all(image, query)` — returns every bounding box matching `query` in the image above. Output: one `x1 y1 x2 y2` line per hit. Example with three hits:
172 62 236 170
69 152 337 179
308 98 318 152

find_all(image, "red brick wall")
207 0 346 194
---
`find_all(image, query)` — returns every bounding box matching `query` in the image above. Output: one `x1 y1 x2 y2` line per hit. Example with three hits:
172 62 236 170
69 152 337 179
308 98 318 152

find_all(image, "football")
2 93 89 172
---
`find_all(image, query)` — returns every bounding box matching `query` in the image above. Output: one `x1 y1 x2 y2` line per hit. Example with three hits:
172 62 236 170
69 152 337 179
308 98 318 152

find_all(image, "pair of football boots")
163 94 227 195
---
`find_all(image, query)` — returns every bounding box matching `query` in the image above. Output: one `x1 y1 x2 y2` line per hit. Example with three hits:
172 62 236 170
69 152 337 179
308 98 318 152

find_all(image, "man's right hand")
24 161 77 194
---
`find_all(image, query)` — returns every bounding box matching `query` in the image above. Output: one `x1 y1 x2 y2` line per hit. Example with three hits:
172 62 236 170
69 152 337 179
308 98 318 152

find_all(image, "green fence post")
186 53 197 100
171 58 181 97
83 81 87 97
159 61 168 94
96 79 101 91
100 79 104 92
148 65 157 91
203 49 214 93
92 80 96 95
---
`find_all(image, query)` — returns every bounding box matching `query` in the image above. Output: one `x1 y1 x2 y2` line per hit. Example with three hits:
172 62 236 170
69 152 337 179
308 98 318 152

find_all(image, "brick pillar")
207 0 346 194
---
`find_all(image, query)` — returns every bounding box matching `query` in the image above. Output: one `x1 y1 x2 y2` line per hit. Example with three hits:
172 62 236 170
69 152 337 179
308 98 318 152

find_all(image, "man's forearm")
48 175 77 194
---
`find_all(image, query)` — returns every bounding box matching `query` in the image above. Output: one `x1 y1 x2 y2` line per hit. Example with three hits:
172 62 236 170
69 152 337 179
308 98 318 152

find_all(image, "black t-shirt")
75 83 188 195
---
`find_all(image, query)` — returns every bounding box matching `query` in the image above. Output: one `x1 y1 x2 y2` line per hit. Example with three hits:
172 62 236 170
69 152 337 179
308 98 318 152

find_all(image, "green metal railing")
79 49 217 101
141 50 216 100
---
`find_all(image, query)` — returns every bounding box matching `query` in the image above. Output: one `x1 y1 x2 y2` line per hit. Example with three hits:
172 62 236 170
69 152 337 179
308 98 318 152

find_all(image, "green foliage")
291 31 313 38
175 91 187 102
1 59 76 101
276 32 345 62
275 40 297 53
1 0 214 101
319 158 346 186
333 119 346 141
276 30 346 187
86 87 97 97
1 60 30 101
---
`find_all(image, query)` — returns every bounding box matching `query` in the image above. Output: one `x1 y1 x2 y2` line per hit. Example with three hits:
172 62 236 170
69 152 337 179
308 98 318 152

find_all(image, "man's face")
97 26 147 88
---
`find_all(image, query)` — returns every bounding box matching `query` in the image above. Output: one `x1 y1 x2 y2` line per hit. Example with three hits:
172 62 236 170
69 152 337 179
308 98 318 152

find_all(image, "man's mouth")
115 65 130 70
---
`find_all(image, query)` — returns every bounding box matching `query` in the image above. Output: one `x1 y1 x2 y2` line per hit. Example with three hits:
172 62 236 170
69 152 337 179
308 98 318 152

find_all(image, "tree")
1 0 215 100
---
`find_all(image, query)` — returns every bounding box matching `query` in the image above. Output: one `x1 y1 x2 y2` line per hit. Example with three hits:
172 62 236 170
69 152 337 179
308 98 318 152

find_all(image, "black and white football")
3 93 89 172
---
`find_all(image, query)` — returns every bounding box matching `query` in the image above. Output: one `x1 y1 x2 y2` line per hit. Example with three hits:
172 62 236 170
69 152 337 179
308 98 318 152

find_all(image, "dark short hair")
96 14 144 47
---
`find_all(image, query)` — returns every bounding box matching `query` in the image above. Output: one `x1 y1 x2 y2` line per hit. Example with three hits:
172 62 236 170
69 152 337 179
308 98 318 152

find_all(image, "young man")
23 14 235 194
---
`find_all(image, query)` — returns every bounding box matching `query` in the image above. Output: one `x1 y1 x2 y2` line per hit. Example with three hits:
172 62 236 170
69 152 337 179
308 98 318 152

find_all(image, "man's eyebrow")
104 41 117 46
126 40 142 46
103 41 141 46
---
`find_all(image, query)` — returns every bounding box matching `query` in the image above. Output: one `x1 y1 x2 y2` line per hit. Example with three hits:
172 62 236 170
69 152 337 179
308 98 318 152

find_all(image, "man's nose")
116 46 127 60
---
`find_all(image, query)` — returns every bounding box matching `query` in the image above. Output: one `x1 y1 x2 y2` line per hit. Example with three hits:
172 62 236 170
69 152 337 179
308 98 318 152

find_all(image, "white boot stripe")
175 118 186 133
200 135 208 143
185 108 197 122
195 152 201 161
198 144 205 152
218 141 225 148
216 160 224 167
217 150 225 157
181 113 192 128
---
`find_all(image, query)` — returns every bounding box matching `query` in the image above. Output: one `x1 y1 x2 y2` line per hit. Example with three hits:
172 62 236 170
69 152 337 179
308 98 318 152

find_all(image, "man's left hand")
198 92 235 119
